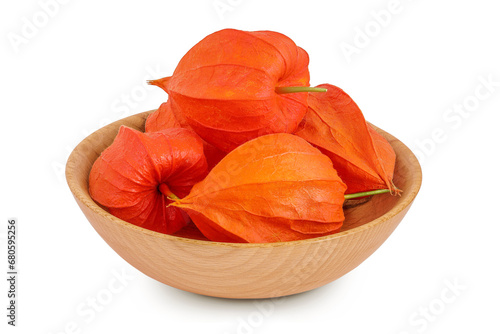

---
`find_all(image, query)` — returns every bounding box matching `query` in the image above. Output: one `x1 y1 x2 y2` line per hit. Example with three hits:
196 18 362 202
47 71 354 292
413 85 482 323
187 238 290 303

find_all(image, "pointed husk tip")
389 180 402 196
147 76 172 89
147 79 161 87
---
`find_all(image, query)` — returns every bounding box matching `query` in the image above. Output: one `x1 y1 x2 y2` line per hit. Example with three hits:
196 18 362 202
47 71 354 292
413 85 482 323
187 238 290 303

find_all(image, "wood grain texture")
66 111 422 299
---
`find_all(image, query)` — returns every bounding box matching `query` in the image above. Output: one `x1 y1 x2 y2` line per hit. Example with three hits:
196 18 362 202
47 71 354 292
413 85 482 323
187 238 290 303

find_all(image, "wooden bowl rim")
66 111 422 249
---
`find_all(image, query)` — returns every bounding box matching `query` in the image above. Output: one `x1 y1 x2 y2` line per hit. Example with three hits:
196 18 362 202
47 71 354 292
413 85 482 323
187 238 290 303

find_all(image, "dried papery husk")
149 28 313 152
145 101 226 171
171 133 347 243
145 100 183 131
294 84 399 195
89 126 208 234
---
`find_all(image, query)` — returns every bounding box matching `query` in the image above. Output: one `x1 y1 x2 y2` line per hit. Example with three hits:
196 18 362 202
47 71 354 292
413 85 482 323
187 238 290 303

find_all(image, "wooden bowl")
66 111 422 299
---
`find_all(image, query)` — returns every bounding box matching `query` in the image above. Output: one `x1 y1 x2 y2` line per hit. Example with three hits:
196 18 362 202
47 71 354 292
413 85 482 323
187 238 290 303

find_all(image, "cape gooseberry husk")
149 28 323 153
145 101 227 171
294 84 400 195
170 133 348 243
89 126 208 234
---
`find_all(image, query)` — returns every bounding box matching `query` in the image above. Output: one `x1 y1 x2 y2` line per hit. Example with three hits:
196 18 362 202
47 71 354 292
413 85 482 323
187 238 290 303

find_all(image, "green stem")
275 86 327 94
158 183 180 201
344 189 390 200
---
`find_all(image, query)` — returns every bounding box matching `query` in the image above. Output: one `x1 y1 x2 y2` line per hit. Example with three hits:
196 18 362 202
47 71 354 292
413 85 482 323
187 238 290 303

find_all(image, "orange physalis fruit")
145 100 183 131
170 133 347 243
89 126 208 234
294 84 398 194
145 101 226 171
149 28 316 152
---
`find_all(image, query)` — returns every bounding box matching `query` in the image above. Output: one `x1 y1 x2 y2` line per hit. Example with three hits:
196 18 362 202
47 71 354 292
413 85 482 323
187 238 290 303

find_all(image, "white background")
1 0 499 333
